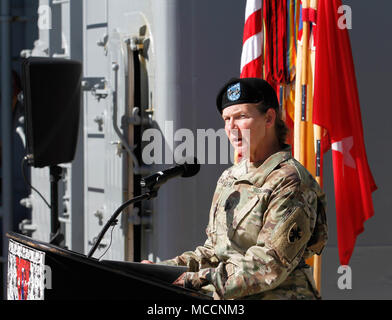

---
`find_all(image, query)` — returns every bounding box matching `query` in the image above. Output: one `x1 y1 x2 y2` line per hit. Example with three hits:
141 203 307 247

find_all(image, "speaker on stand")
21 57 82 246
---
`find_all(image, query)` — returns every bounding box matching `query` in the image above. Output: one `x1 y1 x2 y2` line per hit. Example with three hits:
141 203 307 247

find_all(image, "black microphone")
140 158 200 190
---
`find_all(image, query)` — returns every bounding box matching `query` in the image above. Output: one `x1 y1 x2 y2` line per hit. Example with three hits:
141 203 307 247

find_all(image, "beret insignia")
227 83 241 101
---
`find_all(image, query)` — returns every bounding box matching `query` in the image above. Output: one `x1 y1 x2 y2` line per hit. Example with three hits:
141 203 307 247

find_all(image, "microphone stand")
87 190 157 259
49 165 64 246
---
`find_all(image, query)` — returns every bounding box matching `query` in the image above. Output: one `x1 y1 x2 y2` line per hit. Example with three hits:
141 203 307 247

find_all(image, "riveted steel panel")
85 93 106 135
85 0 107 26
29 167 51 243
86 137 105 190
85 189 107 256
85 27 109 76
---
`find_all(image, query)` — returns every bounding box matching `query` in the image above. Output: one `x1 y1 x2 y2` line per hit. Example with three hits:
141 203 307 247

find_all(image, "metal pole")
49 165 64 246
1 0 13 299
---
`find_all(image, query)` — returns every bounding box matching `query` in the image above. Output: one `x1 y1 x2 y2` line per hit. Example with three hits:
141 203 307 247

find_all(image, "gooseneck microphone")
87 158 200 259
140 158 200 191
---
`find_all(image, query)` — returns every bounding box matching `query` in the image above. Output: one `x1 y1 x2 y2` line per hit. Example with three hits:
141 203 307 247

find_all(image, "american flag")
240 0 263 78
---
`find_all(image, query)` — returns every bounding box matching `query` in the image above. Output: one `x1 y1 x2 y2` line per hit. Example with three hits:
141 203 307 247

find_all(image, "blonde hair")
255 103 289 147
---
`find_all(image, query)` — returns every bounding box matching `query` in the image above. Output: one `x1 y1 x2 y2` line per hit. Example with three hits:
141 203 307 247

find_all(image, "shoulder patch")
269 206 311 265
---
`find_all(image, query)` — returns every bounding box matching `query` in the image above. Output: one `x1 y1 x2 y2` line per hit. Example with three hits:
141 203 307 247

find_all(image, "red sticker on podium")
7 239 46 300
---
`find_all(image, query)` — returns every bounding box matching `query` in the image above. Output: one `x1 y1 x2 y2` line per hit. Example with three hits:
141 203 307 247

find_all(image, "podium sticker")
7 239 46 300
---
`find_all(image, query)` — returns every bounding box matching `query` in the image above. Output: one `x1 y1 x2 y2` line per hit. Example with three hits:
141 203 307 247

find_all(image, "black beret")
216 77 279 114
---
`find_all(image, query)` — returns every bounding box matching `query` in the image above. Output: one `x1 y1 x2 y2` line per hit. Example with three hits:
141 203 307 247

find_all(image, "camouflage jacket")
159 147 328 300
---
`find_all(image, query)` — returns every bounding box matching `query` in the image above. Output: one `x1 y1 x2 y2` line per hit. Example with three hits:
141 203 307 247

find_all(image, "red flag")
313 0 377 265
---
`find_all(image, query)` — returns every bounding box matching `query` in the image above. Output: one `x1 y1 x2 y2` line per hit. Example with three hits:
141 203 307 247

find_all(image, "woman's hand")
172 272 186 287
140 260 154 264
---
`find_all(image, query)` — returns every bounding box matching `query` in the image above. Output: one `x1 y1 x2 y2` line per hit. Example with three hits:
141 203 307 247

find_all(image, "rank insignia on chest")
219 180 233 188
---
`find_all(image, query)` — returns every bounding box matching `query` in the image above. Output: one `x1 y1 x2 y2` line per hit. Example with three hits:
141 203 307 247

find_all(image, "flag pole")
314 123 323 292
299 0 309 165
298 0 323 293
309 0 322 294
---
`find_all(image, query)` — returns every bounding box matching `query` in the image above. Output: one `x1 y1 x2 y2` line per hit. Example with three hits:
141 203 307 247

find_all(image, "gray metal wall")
83 0 127 261
147 0 244 263
23 0 85 255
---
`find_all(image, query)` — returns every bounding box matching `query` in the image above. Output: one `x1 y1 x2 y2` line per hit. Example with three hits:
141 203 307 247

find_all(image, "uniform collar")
232 145 292 187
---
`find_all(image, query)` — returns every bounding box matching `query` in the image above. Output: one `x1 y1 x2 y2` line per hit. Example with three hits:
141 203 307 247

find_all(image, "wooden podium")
6 232 212 300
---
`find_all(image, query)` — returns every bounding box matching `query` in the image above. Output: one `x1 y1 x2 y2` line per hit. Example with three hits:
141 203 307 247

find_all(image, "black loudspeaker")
22 57 82 168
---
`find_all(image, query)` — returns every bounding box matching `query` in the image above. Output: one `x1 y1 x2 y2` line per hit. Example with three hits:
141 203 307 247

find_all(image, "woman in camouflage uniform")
144 77 328 300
